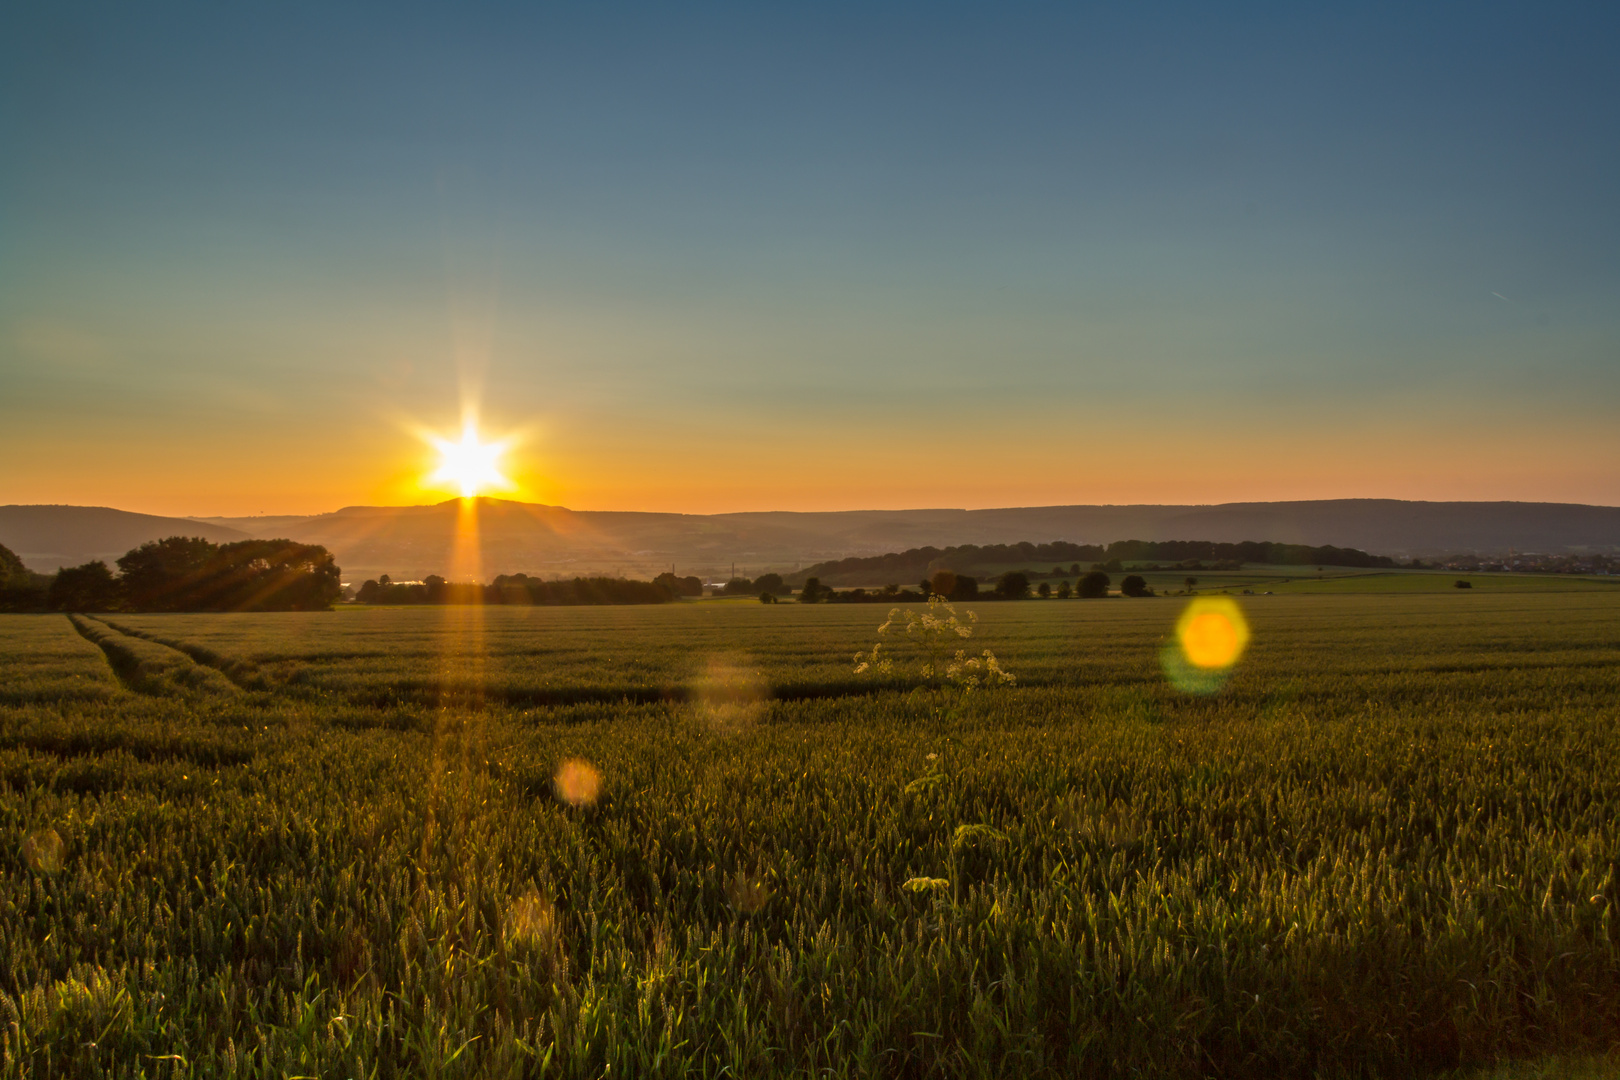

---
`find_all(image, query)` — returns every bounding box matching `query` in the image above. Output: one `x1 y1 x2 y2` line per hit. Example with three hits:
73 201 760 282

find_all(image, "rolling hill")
5 498 1617 581
0 506 251 573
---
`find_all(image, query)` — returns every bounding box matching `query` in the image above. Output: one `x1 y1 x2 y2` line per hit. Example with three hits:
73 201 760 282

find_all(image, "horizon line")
4 494 1620 523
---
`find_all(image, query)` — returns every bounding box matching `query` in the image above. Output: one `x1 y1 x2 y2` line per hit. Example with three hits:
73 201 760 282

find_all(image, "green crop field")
2 593 1619 1077
1251 572 1620 596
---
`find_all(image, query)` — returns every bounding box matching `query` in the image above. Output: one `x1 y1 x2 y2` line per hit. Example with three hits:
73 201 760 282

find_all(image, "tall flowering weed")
854 594 1014 690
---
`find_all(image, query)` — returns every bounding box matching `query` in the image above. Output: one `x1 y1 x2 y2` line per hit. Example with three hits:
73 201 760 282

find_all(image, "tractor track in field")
66 614 240 698
97 617 267 689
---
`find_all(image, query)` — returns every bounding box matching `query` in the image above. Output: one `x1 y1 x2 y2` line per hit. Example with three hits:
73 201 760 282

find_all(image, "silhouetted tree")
759 591 777 604
0 543 49 611
799 577 823 603
1037 581 1051 598
918 579 934 598
950 575 979 600
489 574 675 605
790 539 1395 587
722 577 754 595
1079 571 1110 598
1184 576 1198 592
1057 580 1072 599
49 561 123 611
216 540 342 610
996 571 1031 599
116 536 216 610
653 572 703 597
0 543 27 588
116 536 340 611
1120 574 1151 597
754 572 788 595
930 570 957 599
1454 580 1472 589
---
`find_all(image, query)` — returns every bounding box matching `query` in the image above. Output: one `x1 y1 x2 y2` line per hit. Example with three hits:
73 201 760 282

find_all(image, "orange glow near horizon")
5 397 1619 518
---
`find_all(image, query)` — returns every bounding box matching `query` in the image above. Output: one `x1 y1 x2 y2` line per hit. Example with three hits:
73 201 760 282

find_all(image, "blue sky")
2 2 1616 514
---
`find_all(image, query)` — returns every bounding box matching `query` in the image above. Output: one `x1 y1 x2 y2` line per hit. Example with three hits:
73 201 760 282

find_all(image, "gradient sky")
3 2 1617 516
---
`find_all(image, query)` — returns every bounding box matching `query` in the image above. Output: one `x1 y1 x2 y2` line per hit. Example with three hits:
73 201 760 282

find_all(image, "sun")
427 422 512 498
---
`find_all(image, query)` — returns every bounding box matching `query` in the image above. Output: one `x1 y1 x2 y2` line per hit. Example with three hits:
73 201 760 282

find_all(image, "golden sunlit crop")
22 828 63 874
693 654 766 735
426 421 512 498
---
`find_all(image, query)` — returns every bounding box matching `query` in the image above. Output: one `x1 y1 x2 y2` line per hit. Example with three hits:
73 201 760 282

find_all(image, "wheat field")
2 592 1618 1077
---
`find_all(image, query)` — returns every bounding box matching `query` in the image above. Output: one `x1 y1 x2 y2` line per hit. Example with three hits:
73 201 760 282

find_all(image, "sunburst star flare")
427 423 513 498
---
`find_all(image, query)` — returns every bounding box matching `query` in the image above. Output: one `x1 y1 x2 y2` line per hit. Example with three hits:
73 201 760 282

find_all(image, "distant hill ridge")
3 498 1617 577
0 505 250 572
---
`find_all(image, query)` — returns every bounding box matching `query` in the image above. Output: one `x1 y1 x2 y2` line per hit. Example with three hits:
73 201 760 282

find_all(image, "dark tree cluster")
793 542 1106 587
49 561 121 611
495 575 676 605
1120 574 1153 597
995 571 1031 599
0 543 27 586
796 578 927 604
354 573 677 606
792 537 1395 587
653 572 704 597
41 536 341 612
715 573 789 597
0 542 50 611
1101 539 1396 569
120 537 340 611
919 571 979 602
1078 571 1111 599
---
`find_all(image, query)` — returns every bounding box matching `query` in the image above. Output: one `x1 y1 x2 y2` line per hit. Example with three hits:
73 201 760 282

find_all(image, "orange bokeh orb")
1175 597 1250 671
554 758 602 807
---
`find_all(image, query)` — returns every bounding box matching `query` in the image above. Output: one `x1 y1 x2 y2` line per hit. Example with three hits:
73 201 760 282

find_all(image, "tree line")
787 568 1152 603
355 573 677 606
0 531 1404 614
0 537 341 612
790 537 1395 586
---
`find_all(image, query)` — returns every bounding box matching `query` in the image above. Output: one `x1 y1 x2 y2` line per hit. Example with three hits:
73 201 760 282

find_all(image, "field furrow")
66 614 240 698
